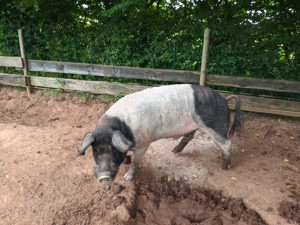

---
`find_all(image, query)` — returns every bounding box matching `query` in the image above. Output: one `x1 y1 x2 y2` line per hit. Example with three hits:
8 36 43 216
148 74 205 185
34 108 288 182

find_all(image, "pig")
77 84 242 184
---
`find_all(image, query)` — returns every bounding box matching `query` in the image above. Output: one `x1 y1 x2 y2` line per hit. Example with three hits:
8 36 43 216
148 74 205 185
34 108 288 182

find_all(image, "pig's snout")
97 174 111 179
97 175 113 186
94 166 114 185
98 175 112 182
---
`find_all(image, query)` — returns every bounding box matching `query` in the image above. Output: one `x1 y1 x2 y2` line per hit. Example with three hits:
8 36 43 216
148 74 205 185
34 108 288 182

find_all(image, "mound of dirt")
129 177 266 225
278 201 300 224
50 174 267 225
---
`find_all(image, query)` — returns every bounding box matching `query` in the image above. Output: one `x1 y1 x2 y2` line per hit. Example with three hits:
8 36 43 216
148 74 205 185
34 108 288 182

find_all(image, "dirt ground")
0 87 300 225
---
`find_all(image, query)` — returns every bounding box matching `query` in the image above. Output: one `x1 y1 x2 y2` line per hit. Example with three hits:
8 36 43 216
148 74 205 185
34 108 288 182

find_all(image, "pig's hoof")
124 169 137 180
124 173 133 180
221 157 231 170
221 164 231 170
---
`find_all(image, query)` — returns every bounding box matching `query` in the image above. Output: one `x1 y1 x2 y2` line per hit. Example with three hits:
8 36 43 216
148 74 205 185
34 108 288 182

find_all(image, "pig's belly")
155 118 199 141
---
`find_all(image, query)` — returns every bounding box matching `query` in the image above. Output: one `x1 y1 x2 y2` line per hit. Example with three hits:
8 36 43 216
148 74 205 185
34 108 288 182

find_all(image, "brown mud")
0 87 299 225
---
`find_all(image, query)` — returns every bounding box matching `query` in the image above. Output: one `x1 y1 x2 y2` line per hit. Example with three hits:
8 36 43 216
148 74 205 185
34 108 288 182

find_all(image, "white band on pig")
98 175 111 180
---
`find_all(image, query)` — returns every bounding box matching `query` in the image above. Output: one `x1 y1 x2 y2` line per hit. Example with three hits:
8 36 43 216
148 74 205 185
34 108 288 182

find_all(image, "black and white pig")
77 84 242 184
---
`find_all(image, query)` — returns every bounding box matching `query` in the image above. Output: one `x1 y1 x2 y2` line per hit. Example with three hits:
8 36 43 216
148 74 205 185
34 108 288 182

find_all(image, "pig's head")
77 130 133 185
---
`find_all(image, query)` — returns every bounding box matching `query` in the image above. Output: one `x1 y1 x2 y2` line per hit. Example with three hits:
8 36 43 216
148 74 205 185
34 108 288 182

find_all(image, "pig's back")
105 84 198 142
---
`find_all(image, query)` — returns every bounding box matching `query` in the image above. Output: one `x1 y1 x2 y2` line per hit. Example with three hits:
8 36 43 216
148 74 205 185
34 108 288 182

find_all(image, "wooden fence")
0 29 300 117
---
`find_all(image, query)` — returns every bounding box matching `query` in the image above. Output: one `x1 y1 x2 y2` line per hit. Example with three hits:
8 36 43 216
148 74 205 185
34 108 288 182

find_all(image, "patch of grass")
0 84 26 93
242 111 257 121
0 84 25 92
96 94 119 104
96 94 113 103
75 91 92 103
41 88 63 99
114 91 123 101
14 86 26 92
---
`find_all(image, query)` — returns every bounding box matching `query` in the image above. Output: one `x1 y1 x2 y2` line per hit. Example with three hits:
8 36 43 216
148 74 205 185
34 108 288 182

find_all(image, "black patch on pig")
191 85 230 139
95 115 136 148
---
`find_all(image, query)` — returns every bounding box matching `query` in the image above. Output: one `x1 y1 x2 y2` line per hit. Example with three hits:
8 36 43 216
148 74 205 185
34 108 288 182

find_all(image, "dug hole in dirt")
0 87 300 225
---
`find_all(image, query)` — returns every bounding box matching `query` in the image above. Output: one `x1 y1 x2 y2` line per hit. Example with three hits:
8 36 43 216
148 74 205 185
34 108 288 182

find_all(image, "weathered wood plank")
0 56 23 68
221 93 300 118
27 60 200 83
29 75 300 117
0 73 26 86
30 76 149 95
28 60 300 93
206 74 300 93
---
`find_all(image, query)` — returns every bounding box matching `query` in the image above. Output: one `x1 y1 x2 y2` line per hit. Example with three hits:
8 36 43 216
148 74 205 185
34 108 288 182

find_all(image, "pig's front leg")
172 130 196 153
124 146 149 180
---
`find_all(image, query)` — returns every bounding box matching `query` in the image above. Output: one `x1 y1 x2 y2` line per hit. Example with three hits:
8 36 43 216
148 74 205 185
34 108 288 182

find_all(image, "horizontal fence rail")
206 75 300 93
27 60 300 93
223 93 300 118
28 60 200 83
0 73 25 86
0 56 23 68
30 76 147 95
1 72 300 117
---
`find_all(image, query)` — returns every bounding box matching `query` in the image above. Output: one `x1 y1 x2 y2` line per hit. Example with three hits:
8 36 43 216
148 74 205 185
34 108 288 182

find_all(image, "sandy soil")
0 87 299 225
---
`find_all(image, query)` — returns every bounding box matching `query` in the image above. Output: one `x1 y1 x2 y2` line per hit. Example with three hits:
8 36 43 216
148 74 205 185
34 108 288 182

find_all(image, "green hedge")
1 0 299 83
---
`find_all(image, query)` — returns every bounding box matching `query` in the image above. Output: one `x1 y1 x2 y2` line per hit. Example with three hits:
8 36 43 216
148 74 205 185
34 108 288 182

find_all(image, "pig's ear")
77 132 94 157
112 130 133 153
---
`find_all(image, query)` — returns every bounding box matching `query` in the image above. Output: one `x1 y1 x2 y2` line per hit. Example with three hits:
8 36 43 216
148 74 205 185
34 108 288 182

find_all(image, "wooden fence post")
18 29 31 96
200 28 210 86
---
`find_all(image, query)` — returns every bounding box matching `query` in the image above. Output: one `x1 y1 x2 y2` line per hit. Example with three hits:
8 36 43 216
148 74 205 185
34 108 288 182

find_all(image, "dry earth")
0 87 300 225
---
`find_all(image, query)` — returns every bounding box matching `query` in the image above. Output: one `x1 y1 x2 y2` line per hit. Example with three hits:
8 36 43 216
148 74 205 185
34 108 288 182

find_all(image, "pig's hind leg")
197 127 232 170
212 137 231 170
194 121 231 170
172 130 196 153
